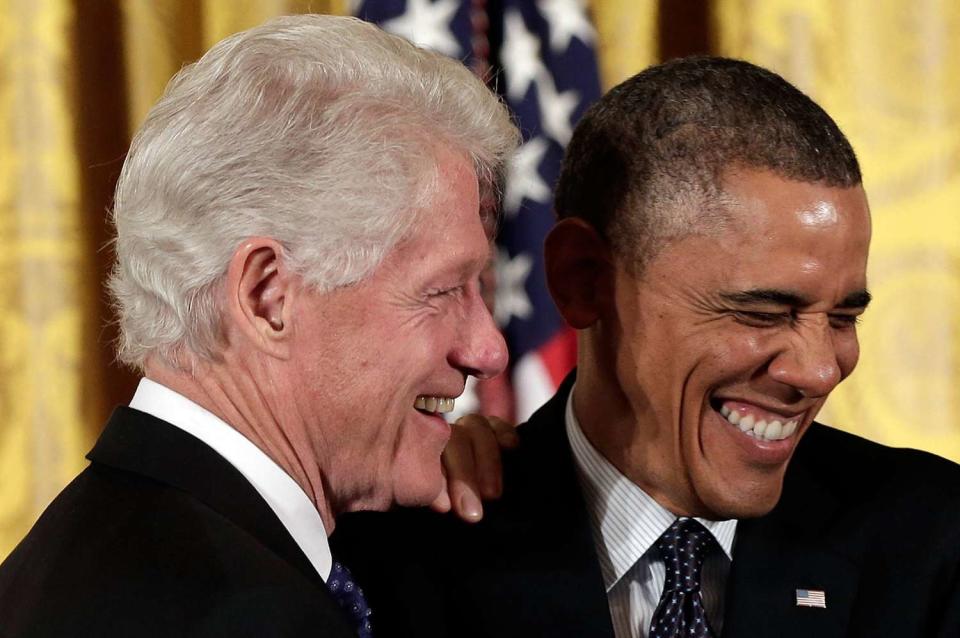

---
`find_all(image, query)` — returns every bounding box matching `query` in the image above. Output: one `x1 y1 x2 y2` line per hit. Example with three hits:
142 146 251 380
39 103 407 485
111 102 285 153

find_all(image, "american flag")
354 0 602 422
795 588 827 608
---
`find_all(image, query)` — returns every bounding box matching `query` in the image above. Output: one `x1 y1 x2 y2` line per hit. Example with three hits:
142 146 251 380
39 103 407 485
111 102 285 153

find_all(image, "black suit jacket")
333 377 960 637
0 407 356 638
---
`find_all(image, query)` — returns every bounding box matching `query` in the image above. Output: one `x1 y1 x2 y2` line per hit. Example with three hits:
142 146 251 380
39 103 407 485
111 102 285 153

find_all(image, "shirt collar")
130 378 332 581
564 387 737 592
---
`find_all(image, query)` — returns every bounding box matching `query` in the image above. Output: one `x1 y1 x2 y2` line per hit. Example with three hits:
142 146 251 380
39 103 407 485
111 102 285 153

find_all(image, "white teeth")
764 420 783 441
415 395 456 414
720 403 799 441
754 420 768 437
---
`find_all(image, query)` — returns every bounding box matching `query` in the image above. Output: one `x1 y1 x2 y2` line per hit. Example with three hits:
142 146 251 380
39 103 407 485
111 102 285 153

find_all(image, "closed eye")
732 310 863 329
732 311 791 327
428 285 464 299
829 313 862 328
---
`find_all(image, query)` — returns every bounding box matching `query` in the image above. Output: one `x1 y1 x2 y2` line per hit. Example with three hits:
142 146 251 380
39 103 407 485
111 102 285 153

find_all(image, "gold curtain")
0 0 104 560
122 0 347 132
589 0 658 90
0 0 345 560
715 0 960 460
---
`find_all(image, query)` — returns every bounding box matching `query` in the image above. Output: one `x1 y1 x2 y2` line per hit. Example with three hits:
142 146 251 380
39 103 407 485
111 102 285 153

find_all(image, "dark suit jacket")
333 377 960 638
0 407 356 638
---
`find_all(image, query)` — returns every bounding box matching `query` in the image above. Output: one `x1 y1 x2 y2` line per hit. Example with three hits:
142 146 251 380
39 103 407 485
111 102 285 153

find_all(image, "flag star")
382 0 461 57
535 74 578 145
539 0 595 53
504 136 550 215
494 247 533 326
502 9 545 100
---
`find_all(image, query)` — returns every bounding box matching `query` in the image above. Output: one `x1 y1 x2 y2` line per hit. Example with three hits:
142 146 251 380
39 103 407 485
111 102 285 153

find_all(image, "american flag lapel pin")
796 588 827 608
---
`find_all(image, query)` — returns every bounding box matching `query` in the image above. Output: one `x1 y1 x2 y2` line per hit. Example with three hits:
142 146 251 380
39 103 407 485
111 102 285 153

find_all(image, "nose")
768 316 843 399
450 288 508 379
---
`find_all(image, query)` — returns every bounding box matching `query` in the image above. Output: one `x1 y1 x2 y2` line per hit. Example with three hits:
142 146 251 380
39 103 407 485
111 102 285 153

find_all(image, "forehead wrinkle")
433 241 491 282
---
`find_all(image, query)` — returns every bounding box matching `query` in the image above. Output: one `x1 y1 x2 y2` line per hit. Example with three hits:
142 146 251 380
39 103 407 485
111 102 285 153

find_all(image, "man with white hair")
0 14 517 637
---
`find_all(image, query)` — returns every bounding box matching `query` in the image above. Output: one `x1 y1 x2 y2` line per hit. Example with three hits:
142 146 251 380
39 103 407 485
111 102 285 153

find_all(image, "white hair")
110 14 519 370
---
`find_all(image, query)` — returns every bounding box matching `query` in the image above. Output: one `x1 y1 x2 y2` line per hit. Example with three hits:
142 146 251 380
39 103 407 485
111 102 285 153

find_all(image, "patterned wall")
0 0 104 560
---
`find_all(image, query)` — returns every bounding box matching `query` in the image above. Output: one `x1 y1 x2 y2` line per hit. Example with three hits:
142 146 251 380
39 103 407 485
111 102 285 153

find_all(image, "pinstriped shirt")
565 391 738 638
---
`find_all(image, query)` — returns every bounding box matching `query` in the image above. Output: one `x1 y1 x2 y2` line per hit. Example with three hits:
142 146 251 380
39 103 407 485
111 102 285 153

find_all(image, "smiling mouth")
414 395 456 415
715 401 799 441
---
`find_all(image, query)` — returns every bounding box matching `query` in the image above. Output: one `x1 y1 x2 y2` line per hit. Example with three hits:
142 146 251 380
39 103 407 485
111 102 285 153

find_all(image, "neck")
573 330 700 518
143 354 338 533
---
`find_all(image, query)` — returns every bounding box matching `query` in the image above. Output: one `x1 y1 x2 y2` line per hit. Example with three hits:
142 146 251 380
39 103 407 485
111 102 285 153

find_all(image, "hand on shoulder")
431 414 519 523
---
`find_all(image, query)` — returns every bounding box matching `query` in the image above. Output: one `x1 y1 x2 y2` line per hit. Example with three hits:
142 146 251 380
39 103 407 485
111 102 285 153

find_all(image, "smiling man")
0 14 517 637
332 57 960 638
581 168 872 521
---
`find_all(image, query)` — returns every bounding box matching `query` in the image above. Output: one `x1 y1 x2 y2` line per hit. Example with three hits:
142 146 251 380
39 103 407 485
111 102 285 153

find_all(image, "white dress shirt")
130 378 332 581
565 391 738 638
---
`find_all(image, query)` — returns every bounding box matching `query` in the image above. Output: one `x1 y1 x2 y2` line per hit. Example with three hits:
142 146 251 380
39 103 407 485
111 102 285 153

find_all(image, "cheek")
703 330 769 377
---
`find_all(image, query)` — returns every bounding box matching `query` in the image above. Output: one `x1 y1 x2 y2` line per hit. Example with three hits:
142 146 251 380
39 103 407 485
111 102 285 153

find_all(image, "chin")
390 463 445 508
391 485 443 509
700 478 785 520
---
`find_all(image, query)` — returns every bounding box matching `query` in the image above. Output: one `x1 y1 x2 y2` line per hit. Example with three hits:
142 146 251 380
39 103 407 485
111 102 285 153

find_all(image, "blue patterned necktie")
649 517 718 638
327 560 373 637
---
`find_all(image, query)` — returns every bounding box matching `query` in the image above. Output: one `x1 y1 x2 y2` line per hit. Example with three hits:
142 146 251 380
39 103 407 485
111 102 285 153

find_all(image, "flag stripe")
796 589 827 608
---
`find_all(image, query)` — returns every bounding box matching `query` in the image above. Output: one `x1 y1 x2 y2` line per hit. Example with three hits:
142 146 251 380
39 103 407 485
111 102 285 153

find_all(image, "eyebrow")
438 248 493 281
719 288 872 309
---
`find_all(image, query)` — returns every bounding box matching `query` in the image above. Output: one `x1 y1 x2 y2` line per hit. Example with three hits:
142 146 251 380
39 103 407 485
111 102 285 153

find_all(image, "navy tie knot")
656 517 717 593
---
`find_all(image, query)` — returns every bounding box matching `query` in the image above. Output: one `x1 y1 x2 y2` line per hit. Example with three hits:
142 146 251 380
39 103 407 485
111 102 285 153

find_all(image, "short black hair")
554 56 862 269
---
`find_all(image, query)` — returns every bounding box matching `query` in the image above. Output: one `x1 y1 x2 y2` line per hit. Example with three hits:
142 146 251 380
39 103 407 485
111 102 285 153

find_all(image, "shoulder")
781 422 960 556
796 422 960 502
772 423 960 634
0 464 336 637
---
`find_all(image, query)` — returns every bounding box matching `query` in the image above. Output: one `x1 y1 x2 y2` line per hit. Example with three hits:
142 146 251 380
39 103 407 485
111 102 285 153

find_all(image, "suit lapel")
722 424 860 638
468 377 616 638
88 407 325 590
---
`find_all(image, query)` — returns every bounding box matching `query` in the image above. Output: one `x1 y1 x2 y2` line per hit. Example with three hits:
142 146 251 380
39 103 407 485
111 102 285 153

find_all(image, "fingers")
429 474 452 513
487 416 520 450
442 422 484 522
440 414 519 523
448 477 484 523
458 415 506 501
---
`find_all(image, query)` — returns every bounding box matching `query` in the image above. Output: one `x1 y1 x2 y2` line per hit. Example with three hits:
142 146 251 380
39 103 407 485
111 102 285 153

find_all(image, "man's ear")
224 237 294 359
545 218 614 329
